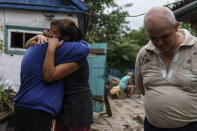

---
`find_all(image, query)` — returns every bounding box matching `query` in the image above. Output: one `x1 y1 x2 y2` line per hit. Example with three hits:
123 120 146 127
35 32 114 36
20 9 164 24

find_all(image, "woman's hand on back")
25 35 48 48
37 35 48 44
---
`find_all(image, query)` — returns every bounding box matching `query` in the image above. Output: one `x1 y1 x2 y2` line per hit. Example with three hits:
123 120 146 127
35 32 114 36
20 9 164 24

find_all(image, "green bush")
0 83 16 113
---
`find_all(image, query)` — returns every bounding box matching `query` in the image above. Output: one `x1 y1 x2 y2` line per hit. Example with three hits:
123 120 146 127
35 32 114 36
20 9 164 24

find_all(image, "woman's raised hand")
48 38 64 50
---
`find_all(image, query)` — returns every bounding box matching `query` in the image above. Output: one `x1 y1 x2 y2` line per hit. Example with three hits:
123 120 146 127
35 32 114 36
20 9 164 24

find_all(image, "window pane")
25 33 37 43
11 32 23 48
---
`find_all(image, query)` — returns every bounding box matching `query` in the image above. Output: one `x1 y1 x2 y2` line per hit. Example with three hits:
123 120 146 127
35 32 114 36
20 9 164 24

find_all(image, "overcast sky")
115 0 176 30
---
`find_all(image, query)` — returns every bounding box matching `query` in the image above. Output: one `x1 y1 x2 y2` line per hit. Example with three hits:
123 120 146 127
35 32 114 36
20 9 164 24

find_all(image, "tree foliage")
83 0 130 43
83 0 149 70
107 27 149 70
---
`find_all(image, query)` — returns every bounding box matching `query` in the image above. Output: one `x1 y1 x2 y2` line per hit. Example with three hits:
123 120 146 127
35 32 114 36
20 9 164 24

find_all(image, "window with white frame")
5 25 44 54
10 32 37 48
8 29 42 51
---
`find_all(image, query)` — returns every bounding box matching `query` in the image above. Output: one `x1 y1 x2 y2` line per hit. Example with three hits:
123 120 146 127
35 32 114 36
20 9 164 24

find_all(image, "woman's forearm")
42 47 79 83
42 38 79 83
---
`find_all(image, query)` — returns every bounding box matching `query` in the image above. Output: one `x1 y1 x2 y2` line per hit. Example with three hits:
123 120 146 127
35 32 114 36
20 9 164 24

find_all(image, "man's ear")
175 21 179 31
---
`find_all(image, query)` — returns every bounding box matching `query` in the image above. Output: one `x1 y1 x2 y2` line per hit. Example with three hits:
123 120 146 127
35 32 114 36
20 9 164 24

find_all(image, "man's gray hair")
165 9 176 28
144 7 176 28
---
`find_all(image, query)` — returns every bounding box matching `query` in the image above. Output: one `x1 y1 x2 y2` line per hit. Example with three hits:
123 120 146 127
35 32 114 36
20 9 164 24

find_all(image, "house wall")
0 8 78 89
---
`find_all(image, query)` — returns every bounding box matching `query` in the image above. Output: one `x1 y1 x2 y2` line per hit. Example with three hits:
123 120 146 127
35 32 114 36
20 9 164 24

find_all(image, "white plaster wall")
0 53 22 85
4 9 78 28
0 8 78 89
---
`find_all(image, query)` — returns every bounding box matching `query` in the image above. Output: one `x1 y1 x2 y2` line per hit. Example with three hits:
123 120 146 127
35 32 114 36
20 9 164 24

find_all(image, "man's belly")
144 86 197 128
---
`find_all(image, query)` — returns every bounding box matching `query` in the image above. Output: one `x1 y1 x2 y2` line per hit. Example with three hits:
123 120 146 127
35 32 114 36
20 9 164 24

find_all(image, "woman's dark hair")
51 18 84 42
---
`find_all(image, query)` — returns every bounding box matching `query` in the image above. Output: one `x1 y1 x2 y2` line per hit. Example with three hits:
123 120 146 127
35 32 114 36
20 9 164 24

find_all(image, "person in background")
135 6 197 131
118 72 134 97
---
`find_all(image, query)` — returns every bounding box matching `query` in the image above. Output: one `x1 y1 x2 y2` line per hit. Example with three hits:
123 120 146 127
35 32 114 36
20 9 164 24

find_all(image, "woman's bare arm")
42 38 79 83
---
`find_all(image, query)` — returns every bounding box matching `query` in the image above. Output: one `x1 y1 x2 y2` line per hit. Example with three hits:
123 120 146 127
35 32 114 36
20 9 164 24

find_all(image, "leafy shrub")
0 83 16 113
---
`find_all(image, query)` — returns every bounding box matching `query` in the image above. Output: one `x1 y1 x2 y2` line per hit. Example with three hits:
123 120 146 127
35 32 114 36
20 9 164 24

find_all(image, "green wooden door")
88 43 107 112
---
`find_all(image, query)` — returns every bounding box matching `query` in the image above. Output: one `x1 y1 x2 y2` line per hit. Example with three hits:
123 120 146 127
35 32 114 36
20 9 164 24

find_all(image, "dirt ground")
91 95 145 131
